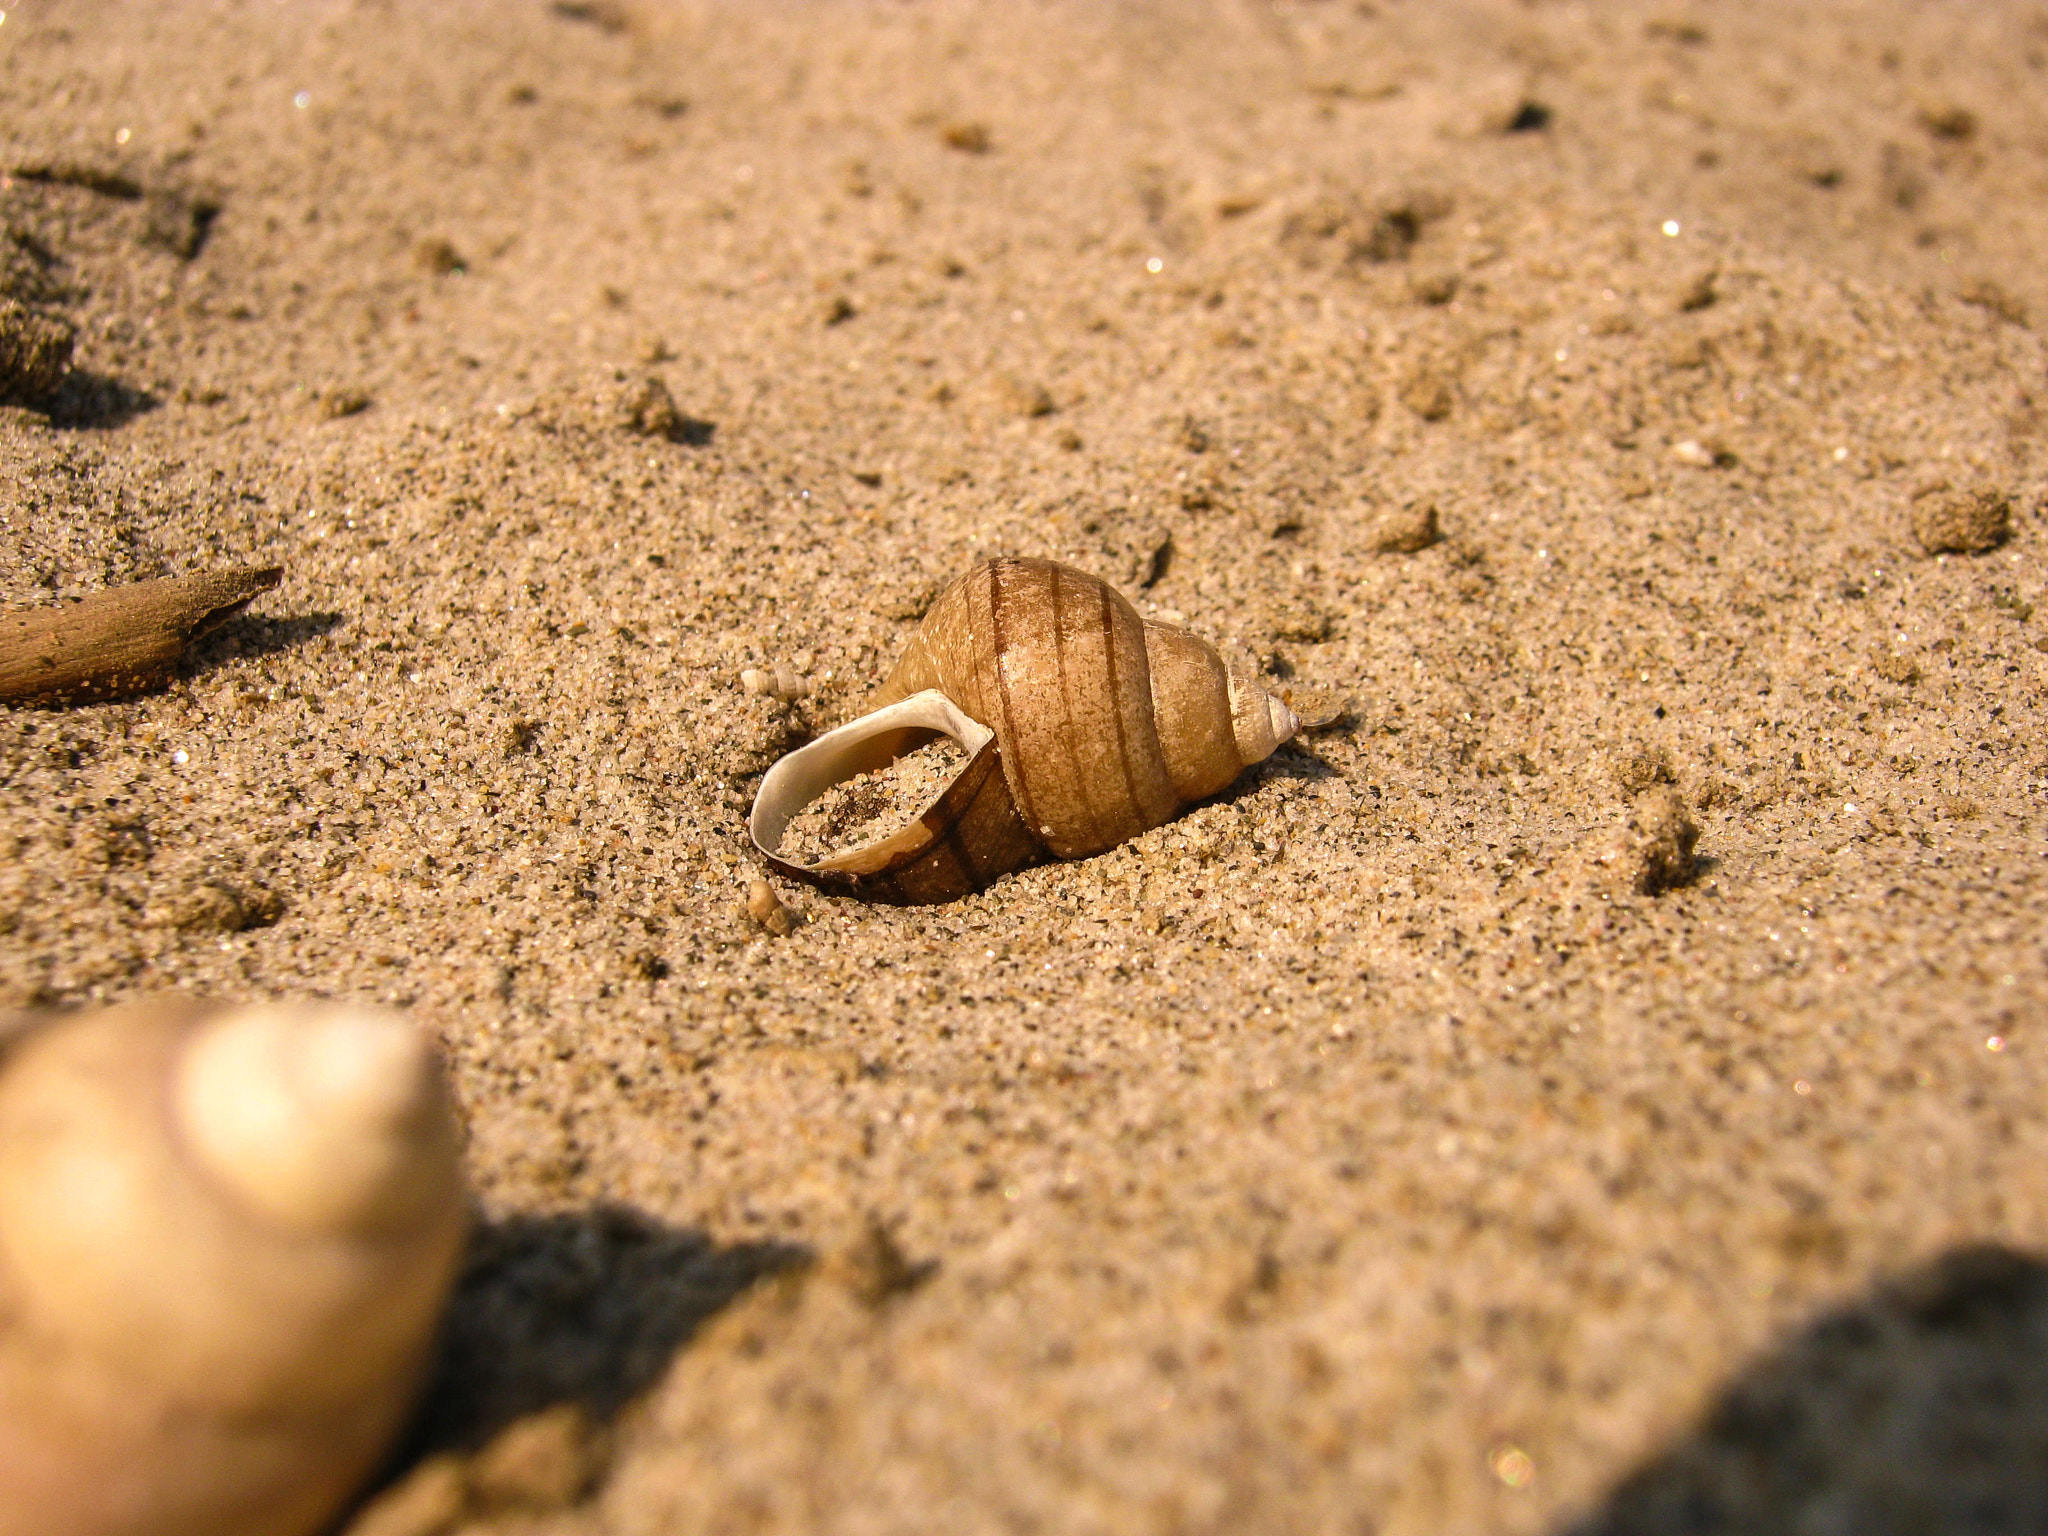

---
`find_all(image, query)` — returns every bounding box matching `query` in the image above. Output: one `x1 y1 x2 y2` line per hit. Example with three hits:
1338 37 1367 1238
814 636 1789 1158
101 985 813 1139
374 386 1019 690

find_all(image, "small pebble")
1270 603 1333 643
169 881 282 933
1398 366 1454 422
1407 270 1460 306
615 373 681 439
1917 101 1978 142
414 239 465 275
1911 486 2011 556
1629 789 1701 893
343 1455 467 1536
1958 279 2028 328
141 187 220 260
825 1217 937 1308
0 298 75 404
1365 500 1441 554
1675 267 1718 313
318 387 373 420
1576 786 1700 896
996 376 1055 418
468 1402 604 1512
1661 336 1709 369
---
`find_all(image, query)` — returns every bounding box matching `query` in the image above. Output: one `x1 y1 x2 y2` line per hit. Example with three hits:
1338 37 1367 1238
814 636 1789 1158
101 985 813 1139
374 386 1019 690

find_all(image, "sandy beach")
4 2 2047 1531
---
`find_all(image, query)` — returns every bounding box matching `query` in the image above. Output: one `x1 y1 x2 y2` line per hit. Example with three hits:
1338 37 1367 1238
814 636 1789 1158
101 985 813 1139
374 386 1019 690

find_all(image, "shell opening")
749 690 993 870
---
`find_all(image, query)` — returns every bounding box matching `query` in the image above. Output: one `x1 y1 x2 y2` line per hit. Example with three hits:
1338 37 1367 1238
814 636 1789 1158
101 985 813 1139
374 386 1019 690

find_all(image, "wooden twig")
0 565 283 706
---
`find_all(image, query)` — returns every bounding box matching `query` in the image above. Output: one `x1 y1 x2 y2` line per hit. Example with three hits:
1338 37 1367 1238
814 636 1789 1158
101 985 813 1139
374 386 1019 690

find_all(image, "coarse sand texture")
3 3 2047 1533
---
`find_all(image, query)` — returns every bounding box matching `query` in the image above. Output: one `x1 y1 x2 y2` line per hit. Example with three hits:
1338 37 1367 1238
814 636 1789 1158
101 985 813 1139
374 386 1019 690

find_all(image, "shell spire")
175 1000 457 1233
750 557 1298 903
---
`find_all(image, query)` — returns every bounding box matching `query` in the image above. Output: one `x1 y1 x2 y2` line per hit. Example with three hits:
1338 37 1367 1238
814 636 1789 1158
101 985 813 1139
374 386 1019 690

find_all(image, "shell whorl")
876 557 1179 858
875 558 1298 859
176 1000 451 1233
751 557 1298 902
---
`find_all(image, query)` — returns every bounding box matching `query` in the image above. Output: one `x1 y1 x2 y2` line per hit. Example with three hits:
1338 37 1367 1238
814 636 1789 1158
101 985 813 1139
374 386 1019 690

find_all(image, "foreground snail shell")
0 997 468 1536
750 557 1298 902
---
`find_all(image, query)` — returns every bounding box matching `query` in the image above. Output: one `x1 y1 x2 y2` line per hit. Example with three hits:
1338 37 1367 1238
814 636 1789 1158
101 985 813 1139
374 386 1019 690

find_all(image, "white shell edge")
748 689 995 864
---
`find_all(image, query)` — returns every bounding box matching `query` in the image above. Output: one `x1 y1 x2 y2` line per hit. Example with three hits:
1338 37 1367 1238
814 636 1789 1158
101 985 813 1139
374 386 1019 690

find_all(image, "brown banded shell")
749 557 1298 903
0 997 468 1536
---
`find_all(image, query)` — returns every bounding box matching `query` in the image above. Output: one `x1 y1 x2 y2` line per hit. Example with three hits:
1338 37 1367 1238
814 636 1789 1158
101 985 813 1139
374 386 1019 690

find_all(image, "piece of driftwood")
0 565 283 706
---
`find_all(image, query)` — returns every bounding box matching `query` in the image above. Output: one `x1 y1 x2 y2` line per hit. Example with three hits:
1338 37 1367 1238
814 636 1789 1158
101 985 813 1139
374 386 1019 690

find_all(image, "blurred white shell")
0 997 469 1536
750 557 1297 902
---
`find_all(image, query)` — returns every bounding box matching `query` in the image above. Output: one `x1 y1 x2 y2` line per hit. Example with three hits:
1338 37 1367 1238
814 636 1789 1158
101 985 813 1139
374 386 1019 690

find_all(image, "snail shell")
750 557 1298 902
0 997 468 1536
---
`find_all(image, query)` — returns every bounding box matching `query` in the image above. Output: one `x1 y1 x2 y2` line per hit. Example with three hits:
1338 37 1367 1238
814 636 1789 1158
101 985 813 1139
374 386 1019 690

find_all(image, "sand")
778 735 971 867
2 2 2046 1531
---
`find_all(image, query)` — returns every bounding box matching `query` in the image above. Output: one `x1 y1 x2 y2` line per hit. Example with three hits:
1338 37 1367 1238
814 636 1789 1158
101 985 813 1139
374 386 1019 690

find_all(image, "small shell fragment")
740 663 808 701
745 877 794 936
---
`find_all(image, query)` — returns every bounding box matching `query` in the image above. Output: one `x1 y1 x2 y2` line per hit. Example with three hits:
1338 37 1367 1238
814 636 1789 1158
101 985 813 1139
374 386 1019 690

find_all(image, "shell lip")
749 689 997 877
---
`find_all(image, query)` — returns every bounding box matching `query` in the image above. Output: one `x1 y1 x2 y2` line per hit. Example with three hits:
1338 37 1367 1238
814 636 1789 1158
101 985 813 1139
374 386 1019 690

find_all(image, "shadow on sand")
1563 1244 2048 1536
41 369 160 430
187 609 347 673
409 1204 808 1454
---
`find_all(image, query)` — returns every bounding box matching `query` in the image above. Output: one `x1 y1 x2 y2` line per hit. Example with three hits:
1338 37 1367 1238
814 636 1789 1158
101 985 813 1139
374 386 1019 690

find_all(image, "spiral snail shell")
749 557 1298 903
0 997 468 1536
